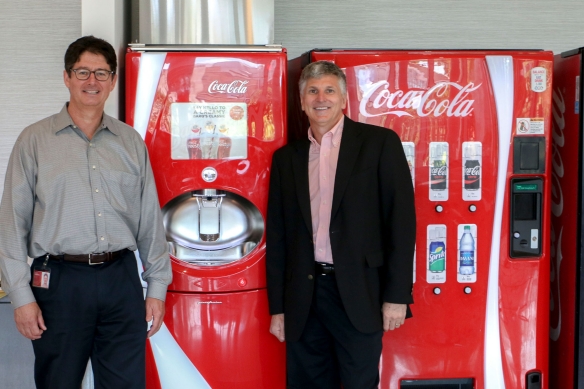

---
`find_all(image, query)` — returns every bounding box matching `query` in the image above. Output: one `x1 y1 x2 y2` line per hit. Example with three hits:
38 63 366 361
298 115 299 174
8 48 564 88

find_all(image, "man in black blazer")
266 61 416 389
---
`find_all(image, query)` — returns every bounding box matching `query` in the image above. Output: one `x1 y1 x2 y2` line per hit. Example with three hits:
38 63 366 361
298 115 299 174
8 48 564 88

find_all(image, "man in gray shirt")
0 36 172 389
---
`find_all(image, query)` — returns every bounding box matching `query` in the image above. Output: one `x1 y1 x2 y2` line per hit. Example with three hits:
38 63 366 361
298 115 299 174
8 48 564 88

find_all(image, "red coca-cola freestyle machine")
549 48 584 389
289 50 553 389
125 44 287 389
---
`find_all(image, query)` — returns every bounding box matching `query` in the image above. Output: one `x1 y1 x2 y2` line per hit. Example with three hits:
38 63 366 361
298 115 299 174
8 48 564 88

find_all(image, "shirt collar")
307 115 345 148
53 103 119 136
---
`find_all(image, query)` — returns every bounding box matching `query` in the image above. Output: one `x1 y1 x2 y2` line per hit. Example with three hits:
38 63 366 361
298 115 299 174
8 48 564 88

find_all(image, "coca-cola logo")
431 166 447 176
208 80 249 94
550 88 565 342
359 81 481 118
465 166 481 176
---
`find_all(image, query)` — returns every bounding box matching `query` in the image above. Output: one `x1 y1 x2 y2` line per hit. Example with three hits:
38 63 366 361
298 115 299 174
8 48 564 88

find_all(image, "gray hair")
299 61 347 95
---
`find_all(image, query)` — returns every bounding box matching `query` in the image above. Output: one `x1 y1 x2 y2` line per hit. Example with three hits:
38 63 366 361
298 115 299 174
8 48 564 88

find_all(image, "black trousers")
30 250 147 389
286 273 383 389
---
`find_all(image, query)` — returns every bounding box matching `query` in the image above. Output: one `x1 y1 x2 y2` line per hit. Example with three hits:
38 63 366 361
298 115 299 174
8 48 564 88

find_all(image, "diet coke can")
462 142 482 201
429 142 449 201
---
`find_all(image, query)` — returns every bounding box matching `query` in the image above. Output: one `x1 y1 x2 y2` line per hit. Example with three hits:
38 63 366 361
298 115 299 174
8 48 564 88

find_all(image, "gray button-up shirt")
0 104 172 308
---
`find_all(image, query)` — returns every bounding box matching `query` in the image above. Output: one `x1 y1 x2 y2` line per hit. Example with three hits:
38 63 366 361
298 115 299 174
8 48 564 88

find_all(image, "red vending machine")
289 49 553 389
126 44 287 389
549 48 584 389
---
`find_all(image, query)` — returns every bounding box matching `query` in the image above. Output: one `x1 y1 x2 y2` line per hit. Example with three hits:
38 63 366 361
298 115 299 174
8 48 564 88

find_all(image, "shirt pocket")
102 170 141 217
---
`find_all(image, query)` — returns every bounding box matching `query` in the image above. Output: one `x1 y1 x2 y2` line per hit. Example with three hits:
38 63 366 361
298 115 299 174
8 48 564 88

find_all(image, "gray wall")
276 0 584 59
0 2 80 202
0 3 80 388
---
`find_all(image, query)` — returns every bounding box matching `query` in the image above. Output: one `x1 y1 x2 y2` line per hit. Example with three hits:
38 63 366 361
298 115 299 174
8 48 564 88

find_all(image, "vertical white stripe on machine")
150 324 212 389
133 52 168 287
484 55 514 389
134 52 168 139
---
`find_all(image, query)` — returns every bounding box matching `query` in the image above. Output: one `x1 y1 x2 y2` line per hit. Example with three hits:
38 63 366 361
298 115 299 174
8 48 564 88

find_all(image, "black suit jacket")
266 116 416 342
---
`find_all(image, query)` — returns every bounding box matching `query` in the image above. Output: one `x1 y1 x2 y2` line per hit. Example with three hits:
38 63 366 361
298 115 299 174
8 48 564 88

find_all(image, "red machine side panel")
549 52 582 389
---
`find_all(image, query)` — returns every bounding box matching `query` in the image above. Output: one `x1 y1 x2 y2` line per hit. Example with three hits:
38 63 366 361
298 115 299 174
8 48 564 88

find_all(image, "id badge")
32 255 51 289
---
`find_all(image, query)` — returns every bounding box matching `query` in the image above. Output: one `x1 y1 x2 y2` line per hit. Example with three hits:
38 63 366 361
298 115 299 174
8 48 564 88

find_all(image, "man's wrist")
145 282 168 301
8 286 36 309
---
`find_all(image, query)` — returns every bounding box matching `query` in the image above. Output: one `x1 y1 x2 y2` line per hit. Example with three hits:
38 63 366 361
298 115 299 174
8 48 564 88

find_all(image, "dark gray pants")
31 251 147 389
286 273 383 389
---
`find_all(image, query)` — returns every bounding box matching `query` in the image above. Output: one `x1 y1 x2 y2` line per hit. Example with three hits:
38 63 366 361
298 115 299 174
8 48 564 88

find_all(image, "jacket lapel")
331 117 363 219
292 140 314 236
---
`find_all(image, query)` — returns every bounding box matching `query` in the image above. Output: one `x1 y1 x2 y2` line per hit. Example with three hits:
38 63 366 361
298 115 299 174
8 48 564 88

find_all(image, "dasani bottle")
459 226 475 275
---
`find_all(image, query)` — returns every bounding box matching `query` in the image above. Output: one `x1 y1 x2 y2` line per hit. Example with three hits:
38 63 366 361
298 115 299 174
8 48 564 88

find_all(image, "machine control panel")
510 178 543 257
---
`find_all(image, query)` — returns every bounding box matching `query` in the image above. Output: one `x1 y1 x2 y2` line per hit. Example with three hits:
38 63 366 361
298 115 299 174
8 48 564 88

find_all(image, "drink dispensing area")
121 3 288 388
125 44 287 388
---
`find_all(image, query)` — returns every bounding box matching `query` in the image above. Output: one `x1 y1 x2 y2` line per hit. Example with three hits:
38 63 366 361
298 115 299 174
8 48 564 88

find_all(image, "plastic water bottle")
459 226 475 275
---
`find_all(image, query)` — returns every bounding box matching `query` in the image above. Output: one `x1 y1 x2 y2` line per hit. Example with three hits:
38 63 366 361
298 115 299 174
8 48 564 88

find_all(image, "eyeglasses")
69 68 115 81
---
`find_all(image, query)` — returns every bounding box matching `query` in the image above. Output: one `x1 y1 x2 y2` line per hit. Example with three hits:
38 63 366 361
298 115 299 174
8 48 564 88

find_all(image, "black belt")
47 249 129 265
315 262 335 276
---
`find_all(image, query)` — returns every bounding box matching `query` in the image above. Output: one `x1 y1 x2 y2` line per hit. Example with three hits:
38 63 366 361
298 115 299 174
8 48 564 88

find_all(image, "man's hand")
270 313 285 342
14 302 46 340
145 297 165 337
382 302 407 331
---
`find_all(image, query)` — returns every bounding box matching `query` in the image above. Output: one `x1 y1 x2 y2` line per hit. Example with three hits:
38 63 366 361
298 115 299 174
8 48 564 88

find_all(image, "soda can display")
462 142 482 201
427 225 446 283
429 142 449 201
457 224 477 283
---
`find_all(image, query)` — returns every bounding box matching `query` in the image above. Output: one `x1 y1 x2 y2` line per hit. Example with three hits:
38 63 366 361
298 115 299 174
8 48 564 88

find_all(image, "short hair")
64 36 117 75
299 61 347 95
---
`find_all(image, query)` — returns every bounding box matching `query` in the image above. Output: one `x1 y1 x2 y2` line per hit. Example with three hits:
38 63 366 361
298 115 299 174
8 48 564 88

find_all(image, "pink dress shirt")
308 116 344 264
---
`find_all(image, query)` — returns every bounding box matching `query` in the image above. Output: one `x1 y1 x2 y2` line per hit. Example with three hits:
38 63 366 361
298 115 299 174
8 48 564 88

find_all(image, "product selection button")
202 167 218 182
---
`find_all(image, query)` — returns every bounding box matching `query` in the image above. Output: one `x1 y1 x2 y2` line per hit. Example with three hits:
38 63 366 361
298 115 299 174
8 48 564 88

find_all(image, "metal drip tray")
162 189 264 265
167 241 258 266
